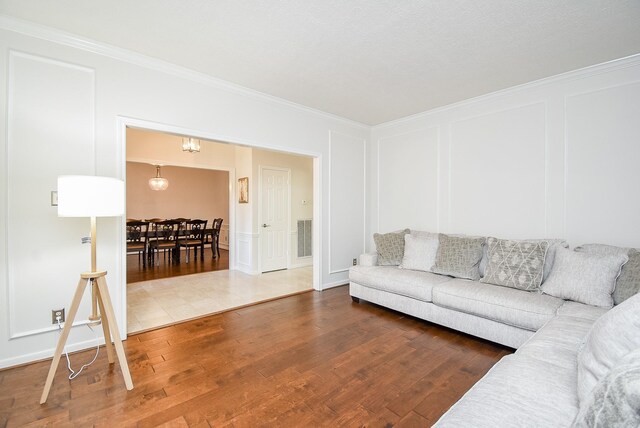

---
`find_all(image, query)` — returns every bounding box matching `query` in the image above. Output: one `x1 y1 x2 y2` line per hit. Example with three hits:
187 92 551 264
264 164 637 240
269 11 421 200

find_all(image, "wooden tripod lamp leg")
40 277 89 404
96 290 115 364
95 276 133 390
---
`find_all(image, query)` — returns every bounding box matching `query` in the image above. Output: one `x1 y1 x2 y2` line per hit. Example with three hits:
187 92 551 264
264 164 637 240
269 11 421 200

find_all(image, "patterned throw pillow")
480 238 549 291
373 229 410 266
616 250 640 304
431 234 485 280
575 244 640 305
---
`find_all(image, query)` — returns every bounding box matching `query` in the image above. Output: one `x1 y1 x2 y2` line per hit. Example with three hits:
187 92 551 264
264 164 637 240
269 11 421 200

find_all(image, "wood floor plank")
0 285 512 426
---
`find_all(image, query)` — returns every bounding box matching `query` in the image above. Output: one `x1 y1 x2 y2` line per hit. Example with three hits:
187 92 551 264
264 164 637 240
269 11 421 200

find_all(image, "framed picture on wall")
238 177 249 203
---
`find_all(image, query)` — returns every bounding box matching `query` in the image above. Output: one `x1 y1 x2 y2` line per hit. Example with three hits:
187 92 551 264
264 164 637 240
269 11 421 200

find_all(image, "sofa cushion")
577 292 640 404
573 348 640 428
432 234 485 280
373 229 410 266
349 265 452 302
516 314 598 370
432 279 563 331
555 301 608 322
542 246 628 308
481 237 548 291
399 233 439 272
575 243 640 305
434 354 579 427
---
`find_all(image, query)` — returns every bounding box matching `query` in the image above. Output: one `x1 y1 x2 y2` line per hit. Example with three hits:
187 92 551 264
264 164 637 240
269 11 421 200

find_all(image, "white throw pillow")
399 234 439 272
577 292 640 405
541 247 628 308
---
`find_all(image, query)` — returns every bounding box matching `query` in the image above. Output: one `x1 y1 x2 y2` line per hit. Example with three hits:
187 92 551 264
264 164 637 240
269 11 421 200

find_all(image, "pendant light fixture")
182 137 201 153
148 165 169 191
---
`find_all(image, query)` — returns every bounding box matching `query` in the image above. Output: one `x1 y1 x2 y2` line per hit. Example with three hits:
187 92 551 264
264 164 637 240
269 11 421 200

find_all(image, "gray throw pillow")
373 229 410 266
577 292 640 405
431 234 485 280
541 247 628 308
572 348 640 428
575 244 640 305
480 237 548 291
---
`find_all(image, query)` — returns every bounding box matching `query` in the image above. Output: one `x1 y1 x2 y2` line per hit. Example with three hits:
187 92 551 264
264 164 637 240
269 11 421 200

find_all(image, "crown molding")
0 14 370 130
374 52 640 130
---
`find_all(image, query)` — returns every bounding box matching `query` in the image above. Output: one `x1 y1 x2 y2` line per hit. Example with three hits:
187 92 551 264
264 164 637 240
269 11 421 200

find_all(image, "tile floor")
127 266 313 334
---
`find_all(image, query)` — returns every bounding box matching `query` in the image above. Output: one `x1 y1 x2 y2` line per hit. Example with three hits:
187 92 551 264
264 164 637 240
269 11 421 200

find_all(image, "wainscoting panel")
329 131 365 274
235 232 256 274
449 103 547 238
565 81 640 247
7 51 95 338
378 127 439 233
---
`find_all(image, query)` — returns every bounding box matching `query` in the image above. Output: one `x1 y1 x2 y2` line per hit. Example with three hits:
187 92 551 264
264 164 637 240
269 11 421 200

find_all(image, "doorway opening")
123 125 317 334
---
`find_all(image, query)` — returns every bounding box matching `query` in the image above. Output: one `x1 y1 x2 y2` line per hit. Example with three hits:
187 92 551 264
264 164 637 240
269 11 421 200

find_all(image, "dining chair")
126 220 150 267
210 218 223 259
148 220 181 265
178 219 207 263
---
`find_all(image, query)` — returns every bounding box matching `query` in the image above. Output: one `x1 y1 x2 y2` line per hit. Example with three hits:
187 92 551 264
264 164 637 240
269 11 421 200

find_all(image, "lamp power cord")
56 317 100 380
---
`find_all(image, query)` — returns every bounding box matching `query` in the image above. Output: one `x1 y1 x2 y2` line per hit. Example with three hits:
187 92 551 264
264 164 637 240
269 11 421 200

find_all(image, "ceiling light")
182 137 201 153
148 165 169 191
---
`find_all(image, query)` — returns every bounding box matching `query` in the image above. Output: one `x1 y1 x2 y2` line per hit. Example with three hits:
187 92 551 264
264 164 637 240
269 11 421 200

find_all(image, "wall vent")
297 219 312 258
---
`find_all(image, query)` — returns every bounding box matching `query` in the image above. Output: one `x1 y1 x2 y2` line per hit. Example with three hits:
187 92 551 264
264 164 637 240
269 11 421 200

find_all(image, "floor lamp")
40 175 133 404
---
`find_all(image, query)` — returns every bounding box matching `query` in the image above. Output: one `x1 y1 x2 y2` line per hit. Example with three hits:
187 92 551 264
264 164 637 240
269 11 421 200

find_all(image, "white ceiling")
2 1 640 125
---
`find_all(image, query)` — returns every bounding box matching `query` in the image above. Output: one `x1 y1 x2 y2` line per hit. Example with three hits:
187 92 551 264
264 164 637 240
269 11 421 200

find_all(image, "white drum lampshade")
58 175 124 217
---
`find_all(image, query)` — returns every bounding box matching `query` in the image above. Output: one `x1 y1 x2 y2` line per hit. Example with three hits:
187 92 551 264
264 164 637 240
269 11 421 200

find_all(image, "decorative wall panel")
565 82 640 247
449 103 546 238
329 132 365 273
7 51 95 338
378 127 439 232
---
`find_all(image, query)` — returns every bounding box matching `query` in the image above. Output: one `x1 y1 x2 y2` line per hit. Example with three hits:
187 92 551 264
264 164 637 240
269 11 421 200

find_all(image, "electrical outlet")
353 258 357 266
51 308 65 324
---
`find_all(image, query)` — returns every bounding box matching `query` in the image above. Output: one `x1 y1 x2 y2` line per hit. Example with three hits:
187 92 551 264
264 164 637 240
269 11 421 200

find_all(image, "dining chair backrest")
153 220 181 242
187 219 207 241
213 218 223 234
126 220 149 243
172 217 189 231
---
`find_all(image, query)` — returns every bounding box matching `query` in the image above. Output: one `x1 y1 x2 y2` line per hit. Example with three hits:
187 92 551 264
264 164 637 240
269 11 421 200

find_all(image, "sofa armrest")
359 252 378 266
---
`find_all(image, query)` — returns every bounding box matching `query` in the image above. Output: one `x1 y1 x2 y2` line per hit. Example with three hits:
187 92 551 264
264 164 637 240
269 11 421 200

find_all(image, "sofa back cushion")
541 247 627 308
373 229 410 266
480 237 548 291
400 234 439 272
573 347 640 427
431 234 485 280
577 292 640 404
575 243 640 305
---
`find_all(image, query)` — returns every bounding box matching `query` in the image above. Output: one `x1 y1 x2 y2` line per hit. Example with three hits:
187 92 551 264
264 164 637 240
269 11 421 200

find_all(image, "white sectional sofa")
349 230 640 427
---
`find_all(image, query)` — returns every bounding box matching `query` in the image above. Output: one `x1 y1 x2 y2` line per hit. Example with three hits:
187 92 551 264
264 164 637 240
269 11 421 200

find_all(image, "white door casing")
260 167 290 273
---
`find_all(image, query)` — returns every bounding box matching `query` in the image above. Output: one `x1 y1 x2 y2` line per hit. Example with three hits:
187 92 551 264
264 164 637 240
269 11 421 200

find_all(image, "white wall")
126 162 229 224
0 18 368 368
369 55 640 250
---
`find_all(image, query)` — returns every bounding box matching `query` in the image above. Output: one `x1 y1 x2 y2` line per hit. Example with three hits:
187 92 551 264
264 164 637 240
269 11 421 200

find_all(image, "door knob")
262 224 270 228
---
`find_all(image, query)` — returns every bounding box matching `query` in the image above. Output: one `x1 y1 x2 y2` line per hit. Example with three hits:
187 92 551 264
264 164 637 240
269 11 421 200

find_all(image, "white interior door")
260 167 289 273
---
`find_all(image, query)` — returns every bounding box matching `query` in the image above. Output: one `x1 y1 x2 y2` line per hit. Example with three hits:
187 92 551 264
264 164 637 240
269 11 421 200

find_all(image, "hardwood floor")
0 286 512 427
127 248 229 284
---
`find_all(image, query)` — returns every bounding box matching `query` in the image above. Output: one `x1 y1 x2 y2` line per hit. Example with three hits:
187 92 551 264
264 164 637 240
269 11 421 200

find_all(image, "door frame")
116 116 323 337
257 165 291 273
